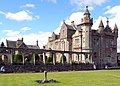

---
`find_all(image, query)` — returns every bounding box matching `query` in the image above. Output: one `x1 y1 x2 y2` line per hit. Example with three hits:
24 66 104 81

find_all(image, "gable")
18 42 28 49
72 30 80 38
60 23 68 39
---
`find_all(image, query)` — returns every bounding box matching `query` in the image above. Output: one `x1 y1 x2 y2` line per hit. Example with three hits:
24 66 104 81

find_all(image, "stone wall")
0 63 93 73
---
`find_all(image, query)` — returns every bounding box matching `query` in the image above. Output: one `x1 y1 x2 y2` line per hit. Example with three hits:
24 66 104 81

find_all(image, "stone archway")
0 54 8 62
0 53 13 63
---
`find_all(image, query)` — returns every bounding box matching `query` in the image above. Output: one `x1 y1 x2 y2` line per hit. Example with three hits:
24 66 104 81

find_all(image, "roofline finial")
107 17 109 25
86 6 88 9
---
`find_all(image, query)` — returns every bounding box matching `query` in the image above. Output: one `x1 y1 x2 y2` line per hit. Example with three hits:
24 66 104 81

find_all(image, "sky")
0 0 120 51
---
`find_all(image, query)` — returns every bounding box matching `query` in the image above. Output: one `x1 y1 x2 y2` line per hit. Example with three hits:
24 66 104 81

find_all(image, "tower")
98 19 104 33
78 6 93 51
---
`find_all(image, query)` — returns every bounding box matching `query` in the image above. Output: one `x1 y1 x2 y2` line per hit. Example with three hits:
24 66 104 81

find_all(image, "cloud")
0 10 33 21
20 4 35 8
105 5 111 10
104 5 120 18
2 30 20 37
1 29 52 48
23 32 52 47
92 16 107 30
65 12 83 25
54 12 83 34
70 0 109 10
20 27 32 31
35 16 40 19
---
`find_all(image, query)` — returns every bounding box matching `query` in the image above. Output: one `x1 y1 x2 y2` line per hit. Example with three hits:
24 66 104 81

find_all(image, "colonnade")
0 47 92 65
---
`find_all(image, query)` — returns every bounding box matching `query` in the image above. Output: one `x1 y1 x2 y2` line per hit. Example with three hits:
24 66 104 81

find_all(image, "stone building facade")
46 6 118 68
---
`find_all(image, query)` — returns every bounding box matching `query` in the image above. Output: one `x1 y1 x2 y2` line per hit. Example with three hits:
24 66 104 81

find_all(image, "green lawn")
0 70 120 86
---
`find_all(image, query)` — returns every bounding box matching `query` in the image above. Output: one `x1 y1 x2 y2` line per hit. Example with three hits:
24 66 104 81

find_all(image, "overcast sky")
0 0 120 51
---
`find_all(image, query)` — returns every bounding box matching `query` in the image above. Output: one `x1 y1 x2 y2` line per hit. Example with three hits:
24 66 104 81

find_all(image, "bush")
31 54 39 63
14 54 23 63
35 54 39 62
60 55 66 63
46 56 53 63
0 57 3 62
1 42 5 47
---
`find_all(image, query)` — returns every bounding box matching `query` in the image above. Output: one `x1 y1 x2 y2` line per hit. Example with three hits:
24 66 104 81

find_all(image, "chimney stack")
71 21 74 27
36 40 38 46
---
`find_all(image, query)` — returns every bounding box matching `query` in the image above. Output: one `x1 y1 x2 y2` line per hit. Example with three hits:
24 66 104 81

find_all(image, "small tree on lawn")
60 54 66 64
14 54 23 63
46 56 53 63
1 42 5 47
31 53 39 64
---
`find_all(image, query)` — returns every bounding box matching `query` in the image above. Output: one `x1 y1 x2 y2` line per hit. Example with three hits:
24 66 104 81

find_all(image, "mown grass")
0 70 120 86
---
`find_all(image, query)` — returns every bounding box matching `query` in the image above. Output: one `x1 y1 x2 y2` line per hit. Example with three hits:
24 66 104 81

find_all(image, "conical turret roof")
99 19 104 28
84 6 90 15
114 23 118 30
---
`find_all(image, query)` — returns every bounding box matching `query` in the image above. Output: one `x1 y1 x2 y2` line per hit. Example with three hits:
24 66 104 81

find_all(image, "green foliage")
1 42 5 47
0 57 3 62
46 56 53 63
60 54 66 63
31 54 39 63
14 54 23 62
35 54 39 62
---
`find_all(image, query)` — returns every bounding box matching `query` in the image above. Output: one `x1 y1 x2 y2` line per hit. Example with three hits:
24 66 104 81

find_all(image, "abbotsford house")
0 6 120 72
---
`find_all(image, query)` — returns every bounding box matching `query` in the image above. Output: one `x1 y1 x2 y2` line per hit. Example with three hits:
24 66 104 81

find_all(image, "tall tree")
1 42 5 47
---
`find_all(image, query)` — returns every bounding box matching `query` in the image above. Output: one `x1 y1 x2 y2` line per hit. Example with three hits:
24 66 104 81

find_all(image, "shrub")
60 54 66 63
35 54 39 62
46 56 53 63
31 54 39 63
14 54 23 63
1 42 5 47
0 57 3 62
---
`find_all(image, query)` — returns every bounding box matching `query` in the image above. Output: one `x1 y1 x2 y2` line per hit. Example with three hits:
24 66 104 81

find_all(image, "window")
75 39 79 45
63 30 64 35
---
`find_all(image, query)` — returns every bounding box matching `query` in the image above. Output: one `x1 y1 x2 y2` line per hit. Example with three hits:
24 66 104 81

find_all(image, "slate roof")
6 40 16 48
27 45 40 49
6 40 40 49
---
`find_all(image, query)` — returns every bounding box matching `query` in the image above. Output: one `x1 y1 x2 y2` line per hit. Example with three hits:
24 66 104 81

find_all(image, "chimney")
22 37 23 41
36 40 38 46
71 21 74 27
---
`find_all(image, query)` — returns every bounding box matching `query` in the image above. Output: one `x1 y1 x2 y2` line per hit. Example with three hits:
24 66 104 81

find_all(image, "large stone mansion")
46 6 118 68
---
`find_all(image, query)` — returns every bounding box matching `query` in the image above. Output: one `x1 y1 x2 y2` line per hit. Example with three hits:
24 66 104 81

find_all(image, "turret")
113 23 118 37
98 19 104 33
84 6 90 18
104 18 112 32
80 6 93 27
77 6 93 51
113 23 118 32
